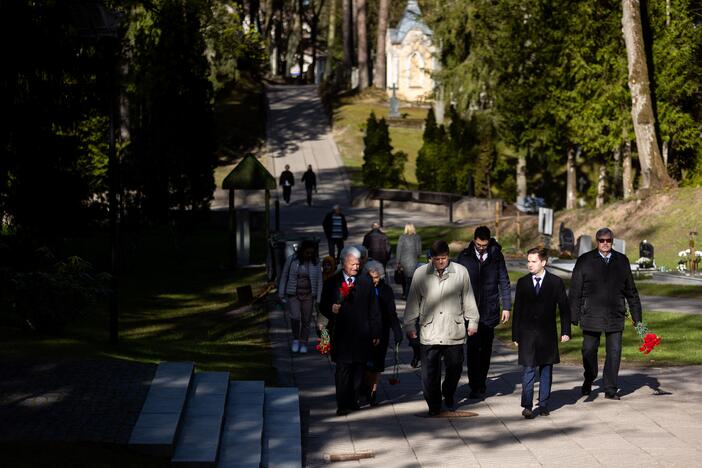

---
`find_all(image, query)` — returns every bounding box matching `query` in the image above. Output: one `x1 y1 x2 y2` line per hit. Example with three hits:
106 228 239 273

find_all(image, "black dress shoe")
444 397 455 411
581 382 592 396
428 409 440 417
336 408 350 416
410 355 420 368
538 407 550 416
479 386 487 395
468 389 480 399
604 393 621 400
522 408 535 419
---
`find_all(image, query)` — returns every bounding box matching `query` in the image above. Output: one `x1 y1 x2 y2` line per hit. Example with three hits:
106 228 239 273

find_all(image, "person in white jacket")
404 240 479 415
279 240 323 353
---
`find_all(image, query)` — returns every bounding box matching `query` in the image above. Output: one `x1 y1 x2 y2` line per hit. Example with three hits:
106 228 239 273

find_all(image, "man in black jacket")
570 227 642 400
279 164 294 204
320 247 381 416
301 164 317 206
362 222 391 268
456 226 512 399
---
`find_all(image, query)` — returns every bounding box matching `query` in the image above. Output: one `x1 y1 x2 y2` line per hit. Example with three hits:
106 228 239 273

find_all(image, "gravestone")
577 235 593 257
389 83 400 118
613 238 626 255
559 223 575 255
640 240 654 259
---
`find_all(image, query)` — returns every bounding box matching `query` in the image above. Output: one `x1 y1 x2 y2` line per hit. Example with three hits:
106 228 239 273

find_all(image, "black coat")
320 271 381 364
362 229 391 264
569 249 642 332
455 238 512 328
279 170 294 187
369 280 402 372
322 211 348 240
512 272 571 366
301 169 317 190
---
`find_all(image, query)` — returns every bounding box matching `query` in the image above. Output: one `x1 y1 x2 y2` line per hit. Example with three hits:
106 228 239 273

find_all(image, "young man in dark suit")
512 247 571 418
320 246 381 416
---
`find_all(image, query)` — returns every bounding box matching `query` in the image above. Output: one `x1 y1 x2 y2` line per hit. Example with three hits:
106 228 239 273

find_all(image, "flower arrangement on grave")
316 327 331 355
677 249 702 272
636 257 654 269
635 321 662 355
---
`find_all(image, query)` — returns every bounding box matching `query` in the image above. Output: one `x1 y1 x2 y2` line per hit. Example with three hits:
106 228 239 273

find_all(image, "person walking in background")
301 164 317 206
396 223 422 300
364 261 402 407
456 226 512 399
321 255 337 281
512 247 571 419
362 222 391 268
278 240 323 354
404 241 479 416
320 247 381 416
322 205 348 262
279 164 295 204
570 227 642 400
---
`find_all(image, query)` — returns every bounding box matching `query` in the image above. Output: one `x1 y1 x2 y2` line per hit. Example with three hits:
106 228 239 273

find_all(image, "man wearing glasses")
570 227 642 400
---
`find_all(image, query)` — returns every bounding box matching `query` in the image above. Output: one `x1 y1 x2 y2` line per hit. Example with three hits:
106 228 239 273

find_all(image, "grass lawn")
495 310 702 366
332 91 427 188
0 220 275 383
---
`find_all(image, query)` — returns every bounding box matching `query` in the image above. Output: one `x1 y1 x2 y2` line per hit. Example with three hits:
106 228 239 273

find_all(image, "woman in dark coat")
512 248 571 418
364 261 402 406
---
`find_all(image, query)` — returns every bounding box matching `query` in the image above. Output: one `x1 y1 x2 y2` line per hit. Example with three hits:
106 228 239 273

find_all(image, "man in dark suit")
512 247 570 418
456 226 512 398
320 246 381 416
570 227 642 400
279 164 295 204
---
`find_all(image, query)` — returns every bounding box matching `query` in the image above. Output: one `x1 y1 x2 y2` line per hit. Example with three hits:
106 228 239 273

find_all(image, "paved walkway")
265 84 702 467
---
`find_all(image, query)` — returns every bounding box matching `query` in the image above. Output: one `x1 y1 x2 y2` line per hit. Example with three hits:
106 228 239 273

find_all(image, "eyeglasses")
597 238 613 244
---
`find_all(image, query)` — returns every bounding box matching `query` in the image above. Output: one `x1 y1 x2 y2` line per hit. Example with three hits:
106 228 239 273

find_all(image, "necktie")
347 277 353 285
534 277 541 294
602 256 610 265
479 253 485 264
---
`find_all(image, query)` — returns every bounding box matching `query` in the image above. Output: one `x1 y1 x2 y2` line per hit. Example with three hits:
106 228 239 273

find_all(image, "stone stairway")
129 362 301 467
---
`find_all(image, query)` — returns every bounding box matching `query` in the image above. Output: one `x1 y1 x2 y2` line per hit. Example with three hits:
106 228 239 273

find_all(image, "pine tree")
362 112 406 188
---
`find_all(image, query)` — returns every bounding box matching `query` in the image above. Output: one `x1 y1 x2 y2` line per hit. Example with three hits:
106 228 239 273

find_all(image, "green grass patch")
495 310 702 366
332 94 427 188
634 282 702 300
0 221 275 383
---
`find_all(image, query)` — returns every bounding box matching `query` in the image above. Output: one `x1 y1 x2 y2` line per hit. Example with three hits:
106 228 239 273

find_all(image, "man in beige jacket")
404 240 480 415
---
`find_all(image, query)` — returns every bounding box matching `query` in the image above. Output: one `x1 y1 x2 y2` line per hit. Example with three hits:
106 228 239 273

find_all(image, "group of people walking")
279 164 317 206
279 215 643 419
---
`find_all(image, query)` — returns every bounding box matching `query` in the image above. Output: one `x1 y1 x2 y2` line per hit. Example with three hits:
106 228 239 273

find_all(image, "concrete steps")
129 362 300 467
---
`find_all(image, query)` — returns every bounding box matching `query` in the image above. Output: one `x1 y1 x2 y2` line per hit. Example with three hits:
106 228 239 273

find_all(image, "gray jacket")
396 233 422 277
403 261 479 345
278 255 323 302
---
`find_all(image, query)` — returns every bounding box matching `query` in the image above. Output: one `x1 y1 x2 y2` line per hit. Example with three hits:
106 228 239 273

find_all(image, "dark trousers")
466 324 495 392
582 330 622 395
335 362 364 411
305 187 313 206
328 238 344 261
421 344 464 412
282 186 292 203
521 364 553 409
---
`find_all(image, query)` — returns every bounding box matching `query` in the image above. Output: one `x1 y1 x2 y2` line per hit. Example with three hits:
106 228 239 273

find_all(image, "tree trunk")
662 139 668 168
596 164 606 208
516 153 527 205
621 0 674 189
623 140 634 199
356 0 368 88
566 146 576 209
298 0 305 83
324 0 336 79
342 0 352 69
613 144 622 198
373 0 389 89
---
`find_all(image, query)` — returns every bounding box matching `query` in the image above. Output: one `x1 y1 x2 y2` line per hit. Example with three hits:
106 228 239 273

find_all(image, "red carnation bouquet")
635 321 662 355
339 279 354 301
316 328 331 355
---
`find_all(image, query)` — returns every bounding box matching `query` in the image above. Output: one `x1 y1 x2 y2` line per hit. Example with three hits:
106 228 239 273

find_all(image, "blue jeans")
521 364 553 409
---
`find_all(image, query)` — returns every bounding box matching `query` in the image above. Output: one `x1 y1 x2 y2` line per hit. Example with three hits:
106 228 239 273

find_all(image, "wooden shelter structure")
221 154 277 266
